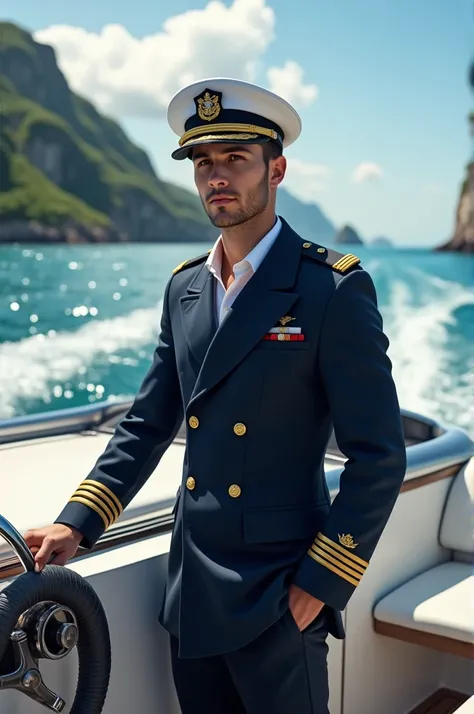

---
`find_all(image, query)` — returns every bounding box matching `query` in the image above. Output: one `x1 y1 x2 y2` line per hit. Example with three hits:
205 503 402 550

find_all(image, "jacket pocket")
242 504 328 544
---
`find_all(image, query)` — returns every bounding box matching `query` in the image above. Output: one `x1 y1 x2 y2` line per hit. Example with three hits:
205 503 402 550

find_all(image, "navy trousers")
170 607 331 714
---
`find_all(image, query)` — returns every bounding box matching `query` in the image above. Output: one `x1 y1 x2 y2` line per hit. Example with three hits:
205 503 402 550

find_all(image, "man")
25 78 407 713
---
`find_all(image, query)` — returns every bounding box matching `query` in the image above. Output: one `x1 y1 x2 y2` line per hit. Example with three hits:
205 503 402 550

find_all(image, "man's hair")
262 140 283 165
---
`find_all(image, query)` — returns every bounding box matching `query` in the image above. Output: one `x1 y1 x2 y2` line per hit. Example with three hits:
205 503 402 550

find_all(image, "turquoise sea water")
0 243 473 434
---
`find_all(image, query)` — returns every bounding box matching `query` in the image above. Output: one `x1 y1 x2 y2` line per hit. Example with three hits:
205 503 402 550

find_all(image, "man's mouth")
209 196 237 205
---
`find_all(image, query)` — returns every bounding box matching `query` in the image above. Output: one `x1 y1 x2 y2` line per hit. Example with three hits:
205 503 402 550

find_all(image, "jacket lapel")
189 218 302 404
179 263 217 368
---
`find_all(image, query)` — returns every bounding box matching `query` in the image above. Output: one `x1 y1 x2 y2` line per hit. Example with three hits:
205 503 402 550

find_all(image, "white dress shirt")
205 216 282 325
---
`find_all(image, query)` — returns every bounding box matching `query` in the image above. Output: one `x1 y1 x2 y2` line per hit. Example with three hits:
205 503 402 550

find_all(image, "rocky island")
436 61 474 254
334 224 364 245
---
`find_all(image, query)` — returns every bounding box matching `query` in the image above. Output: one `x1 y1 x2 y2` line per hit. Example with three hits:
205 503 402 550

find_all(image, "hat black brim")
171 134 273 161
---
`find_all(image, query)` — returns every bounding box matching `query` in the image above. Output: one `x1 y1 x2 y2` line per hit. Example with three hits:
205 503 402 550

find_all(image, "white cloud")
267 61 318 107
351 162 383 183
284 158 330 200
34 0 276 119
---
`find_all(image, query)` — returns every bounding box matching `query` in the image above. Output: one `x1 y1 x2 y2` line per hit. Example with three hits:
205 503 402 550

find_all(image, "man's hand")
289 583 325 631
24 524 83 572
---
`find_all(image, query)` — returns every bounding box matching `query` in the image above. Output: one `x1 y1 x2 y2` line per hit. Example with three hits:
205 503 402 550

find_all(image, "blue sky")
3 0 472 246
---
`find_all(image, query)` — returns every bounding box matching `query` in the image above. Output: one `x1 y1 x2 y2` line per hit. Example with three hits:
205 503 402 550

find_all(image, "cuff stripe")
83 479 123 516
314 539 366 575
69 496 110 528
315 533 369 567
307 550 360 587
78 483 121 521
310 544 362 580
74 488 115 526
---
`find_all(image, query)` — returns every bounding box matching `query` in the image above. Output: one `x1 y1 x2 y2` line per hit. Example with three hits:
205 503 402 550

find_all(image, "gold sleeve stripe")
313 539 366 575
78 483 121 521
308 550 360 587
69 496 110 529
81 479 123 516
332 254 360 273
310 544 362 581
74 488 115 526
316 533 369 567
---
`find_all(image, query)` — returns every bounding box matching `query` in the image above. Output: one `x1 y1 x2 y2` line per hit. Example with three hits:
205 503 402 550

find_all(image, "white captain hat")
167 77 302 160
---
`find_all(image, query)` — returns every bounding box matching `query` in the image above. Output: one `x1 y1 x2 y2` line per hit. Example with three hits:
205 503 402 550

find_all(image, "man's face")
192 143 278 228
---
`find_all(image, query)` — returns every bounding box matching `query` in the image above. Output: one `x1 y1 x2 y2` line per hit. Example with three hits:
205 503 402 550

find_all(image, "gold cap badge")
196 90 222 122
338 534 358 549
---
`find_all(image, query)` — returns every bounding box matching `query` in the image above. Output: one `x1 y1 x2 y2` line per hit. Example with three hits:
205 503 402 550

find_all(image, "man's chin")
208 209 244 228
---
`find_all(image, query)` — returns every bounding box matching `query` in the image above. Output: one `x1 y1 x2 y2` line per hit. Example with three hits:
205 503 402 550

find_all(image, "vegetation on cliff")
0 22 213 242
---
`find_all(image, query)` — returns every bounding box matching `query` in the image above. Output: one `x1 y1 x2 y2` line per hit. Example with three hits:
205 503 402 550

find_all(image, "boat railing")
0 399 134 445
1 400 472 486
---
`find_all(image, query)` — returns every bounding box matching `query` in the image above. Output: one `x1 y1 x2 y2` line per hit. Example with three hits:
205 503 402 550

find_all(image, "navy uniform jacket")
56 217 407 659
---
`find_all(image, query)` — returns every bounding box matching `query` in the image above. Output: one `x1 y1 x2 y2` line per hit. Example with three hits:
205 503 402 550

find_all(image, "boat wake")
0 262 473 436
0 303 162 419
379 265 474 433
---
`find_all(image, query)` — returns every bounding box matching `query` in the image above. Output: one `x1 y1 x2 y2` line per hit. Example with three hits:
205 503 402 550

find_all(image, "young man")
25 78 407 713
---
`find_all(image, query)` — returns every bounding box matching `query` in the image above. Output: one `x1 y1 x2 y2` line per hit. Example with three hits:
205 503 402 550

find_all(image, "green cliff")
0 22 215 242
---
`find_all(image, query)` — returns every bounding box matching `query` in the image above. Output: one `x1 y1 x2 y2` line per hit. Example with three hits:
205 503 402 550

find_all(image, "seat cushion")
457 696 474 713
439 458 474 554
374 562 473 643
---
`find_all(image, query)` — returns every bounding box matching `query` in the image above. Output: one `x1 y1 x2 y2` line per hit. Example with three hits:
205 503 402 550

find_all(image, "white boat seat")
456 696 474 713
373 458 474 659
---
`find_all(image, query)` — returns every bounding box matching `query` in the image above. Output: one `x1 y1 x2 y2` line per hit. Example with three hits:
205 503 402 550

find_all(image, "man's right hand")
24 524 83 572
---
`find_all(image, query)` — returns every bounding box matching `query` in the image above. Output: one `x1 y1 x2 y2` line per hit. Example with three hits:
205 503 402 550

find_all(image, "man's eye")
229 154 243 161
197 160 210 167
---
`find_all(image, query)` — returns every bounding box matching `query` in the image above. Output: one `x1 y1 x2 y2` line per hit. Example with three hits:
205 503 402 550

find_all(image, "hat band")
179 122 280 147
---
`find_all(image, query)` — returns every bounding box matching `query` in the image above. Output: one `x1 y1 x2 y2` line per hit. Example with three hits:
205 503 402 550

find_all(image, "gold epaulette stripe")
316 533 369 567
313 539 366 575
74 487 116 525
310 544 362 580
173 260 187 274
83 479 123 516
179 123 278 147
69 496 110 529
307 550 360 587
332 254 360 273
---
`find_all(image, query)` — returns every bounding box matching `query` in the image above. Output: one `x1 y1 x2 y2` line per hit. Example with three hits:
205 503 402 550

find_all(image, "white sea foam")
383 268 474 432
0 303 163 419
1 265 473 434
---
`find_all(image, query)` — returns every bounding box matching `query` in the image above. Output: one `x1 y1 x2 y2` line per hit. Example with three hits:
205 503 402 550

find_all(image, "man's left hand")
289 584 325 631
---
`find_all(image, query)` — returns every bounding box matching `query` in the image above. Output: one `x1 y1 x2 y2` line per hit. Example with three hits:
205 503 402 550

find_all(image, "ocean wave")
0 303 162 419
384 269 474 431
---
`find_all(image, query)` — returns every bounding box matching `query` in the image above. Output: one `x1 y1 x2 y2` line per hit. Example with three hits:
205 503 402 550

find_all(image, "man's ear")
269 155 286 188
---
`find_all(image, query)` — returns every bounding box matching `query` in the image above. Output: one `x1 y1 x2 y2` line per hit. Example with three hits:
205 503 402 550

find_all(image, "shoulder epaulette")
300 241 361 274
172 250 210 275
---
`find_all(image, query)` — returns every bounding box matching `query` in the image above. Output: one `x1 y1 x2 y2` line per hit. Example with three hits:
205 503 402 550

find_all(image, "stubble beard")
204 167 270 228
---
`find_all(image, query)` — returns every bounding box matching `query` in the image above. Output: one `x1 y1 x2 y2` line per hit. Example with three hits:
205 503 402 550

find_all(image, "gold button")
233 422 247 436
228 484 241 498
317 247 325 253
188 416 199 429
302 242 312 248
186 476 196 490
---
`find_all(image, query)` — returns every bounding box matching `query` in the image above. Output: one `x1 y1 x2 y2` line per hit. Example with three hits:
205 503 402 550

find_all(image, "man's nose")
208 170 229 189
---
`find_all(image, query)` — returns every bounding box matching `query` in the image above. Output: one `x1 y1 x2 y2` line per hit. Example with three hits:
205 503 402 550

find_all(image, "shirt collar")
206 216 282 281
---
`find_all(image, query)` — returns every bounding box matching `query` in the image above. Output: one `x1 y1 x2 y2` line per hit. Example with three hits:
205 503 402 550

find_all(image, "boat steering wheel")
0 515 111 712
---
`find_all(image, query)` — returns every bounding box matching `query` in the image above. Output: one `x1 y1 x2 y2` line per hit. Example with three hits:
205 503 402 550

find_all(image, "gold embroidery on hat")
197 92 221 122
183 133 258 148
